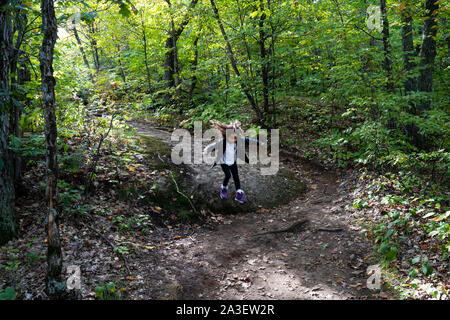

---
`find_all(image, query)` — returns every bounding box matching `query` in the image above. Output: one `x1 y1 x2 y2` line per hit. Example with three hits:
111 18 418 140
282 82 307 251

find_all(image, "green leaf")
250 11 259 18
378 242 390 254
422 264 433 276
385 246 398 261
118 2 131 17
408 268 419 279
385 229 394 238
0 287 16 300
411 256 421 265
106 282 116 293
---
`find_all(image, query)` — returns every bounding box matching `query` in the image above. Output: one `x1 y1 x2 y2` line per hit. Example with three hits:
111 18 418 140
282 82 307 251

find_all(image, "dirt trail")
131 121 379 300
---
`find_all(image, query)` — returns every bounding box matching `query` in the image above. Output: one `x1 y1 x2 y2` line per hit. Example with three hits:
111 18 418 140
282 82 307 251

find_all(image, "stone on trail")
186 164 305 213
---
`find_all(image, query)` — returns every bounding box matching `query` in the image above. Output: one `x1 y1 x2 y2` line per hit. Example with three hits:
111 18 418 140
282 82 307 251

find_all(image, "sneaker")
235 189 246 204
220 185 228 199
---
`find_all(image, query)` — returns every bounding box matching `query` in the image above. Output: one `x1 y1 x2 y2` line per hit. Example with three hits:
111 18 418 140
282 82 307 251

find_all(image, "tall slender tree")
87 21 100 74
163 0 198 89
209 0 262 123
401 1 417 94
72 21 94 84
189 34 199 103
380 0 393 92
139 10 151 91
417 0 439 111
10 2 27 184
0 0 16 245
40 0 64 296
258 0 270 115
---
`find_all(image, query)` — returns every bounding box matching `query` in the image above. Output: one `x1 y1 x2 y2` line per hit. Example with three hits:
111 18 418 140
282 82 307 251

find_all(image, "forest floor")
144 161 381 300
0 118 390 300
124 120 387 300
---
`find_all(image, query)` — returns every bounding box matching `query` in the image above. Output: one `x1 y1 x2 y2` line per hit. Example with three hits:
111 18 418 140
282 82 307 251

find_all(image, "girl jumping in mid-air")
202 120 262 204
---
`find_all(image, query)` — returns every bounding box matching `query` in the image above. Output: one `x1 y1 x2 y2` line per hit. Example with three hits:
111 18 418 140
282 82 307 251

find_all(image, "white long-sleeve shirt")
224 140 237 165
203 136 260 166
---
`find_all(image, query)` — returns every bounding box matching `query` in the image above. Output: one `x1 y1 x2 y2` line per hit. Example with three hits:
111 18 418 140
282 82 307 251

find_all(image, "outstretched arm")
203 139 222 155
245 136 264 145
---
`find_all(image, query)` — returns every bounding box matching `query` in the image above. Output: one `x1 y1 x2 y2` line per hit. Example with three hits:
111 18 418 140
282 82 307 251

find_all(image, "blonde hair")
210 119 243 138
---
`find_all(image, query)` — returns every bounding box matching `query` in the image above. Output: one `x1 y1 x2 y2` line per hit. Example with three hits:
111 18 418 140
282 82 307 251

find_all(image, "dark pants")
221 163 241 190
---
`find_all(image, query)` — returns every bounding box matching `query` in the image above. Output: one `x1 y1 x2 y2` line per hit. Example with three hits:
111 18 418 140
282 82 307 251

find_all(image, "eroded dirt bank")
131 121 306 214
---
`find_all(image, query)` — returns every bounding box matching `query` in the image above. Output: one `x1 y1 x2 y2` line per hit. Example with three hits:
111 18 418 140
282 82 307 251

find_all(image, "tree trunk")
163 0 199 89
10 2 26 185
0 0 16 245
172 21 181 92
209 0 262 123
380 0 393 92
87 22 100 74
72 22 94 83
401 3 421 143
236 0 256 82
417 0 439 111
224 62 230 106
40 0 64 297
269 10 277 123
163 33 176 89
116 44 126 83
259 0 269 115
401 5 417 94
140 11 151 92
189 35 199 103
12 60 30 186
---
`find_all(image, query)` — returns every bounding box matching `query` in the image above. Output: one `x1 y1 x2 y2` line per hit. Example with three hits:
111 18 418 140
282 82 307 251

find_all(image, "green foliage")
113 246 129 255
58 180 83 208
373 224 398 262
353 198 368 210
113 213 152 233
0 287 16 300
9 134 45 158
95 282 121 300
179 209 197 222
112 215 128 230
60 149 84 173
4 260 21 272
409 255 434 278
26 251 43 265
